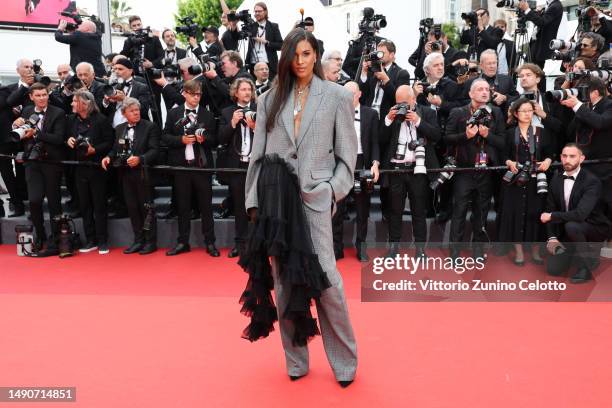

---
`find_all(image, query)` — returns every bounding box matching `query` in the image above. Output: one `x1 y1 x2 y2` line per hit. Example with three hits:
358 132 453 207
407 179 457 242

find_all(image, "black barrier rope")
1 153 611 175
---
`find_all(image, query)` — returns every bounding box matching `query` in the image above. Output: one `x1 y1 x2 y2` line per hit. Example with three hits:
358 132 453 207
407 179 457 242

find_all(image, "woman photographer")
66 90 114 254
560 57 595 89
498 97 553 265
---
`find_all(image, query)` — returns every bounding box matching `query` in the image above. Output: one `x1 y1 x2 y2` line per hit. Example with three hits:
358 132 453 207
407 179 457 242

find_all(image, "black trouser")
388 167 429 244
64 150 79 209
602 176 612 238
547 221 609 275
25 162 63 245
0 143 26 207
174 168 215 245
76 165 108 244
122 168 156 244
332 189 372 250
227 162 248 245
449 172 493 245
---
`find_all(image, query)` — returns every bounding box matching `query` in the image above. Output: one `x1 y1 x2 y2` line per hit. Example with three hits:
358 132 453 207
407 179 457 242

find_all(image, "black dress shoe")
34 246 60 258
570 268 592 284
158 209 177 220
338 380 353 388
166 243 190 256
139 243 157 255
334 249 345 260
228 246 240 258
206 244 220 257
123 242 144 254
289 374 306 381
435 211 451 223
214 207 232 219
386 243 400 259
512 258 525 266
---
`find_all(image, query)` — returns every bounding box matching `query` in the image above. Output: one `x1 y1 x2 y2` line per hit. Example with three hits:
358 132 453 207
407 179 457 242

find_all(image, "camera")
466 106 493 128
431 40 443 52
365 50 384 73
62 73 84 93
175 116 208 138
176 16 199 38
122 26 152 46
112 137 132 168
60 10 83 31
53 214 80 258
545 86 590 103
536 172 548 194
10 113 41 142
32 59 51 86
150 64 181 79
393 103 411 123
74 135 91 160
496 0 537 8
358 7 387 34
551 51 574 63
430 156 457 190
198 54 220 72
413 142 427 175
567 69 588 83
549 39 580 52
461 11 478 27
101 79 128 97
353 169 374 194
241 108 257 122
228 10 256 40
586 69 612 82
419 82 438 97
522 91 536 101
419 18 434 39
503 162 535 187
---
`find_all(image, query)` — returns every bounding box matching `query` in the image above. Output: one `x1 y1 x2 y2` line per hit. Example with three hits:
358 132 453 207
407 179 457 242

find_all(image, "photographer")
382 85 440 258
66 90 114 254
562 76 612 230
189 26 224 60
460 8 503 60
517 0 563 69
445 78 505 261
463 49 518 121
493 19 516 76
253 62 270 94
246 2 284 79
541 144 610 283
409 26 467 81
55 19 106 77
577 32 606 67
162 80 219 258
120 16 164 68
154 29 187 68
101 98 159 255
516 63 565 159
218 78 257 258
12 83 66 256
302 17 324 56
101 58 151 128
331 82 380 261
57 64 72 82
200 51 253 116
0 59 36 218
590 10 612 46
498 97 553 265
221 10 240 51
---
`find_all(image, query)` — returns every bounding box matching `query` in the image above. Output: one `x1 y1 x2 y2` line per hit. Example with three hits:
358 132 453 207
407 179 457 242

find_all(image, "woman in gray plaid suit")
245 28 358 387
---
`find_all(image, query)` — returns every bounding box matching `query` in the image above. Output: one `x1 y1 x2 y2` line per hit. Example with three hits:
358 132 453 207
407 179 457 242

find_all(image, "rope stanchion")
1 153 611 175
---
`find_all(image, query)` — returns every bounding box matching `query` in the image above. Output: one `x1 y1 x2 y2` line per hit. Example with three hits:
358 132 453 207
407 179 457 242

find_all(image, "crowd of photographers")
1 0 612 283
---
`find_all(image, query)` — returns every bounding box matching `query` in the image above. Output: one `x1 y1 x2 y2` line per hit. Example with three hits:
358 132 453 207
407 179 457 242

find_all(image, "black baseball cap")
204 26 219 36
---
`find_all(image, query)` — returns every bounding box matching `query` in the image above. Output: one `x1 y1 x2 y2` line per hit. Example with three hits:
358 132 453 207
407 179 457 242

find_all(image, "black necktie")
563 175 575 180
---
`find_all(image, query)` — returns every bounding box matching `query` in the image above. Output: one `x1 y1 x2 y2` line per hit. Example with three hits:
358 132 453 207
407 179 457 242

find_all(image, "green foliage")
175 0 242 43
442 22 463 50
110 0 132 25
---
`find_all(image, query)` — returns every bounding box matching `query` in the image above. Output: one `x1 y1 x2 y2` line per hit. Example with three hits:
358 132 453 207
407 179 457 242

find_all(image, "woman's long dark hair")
265 28 325 132
507 97 533 126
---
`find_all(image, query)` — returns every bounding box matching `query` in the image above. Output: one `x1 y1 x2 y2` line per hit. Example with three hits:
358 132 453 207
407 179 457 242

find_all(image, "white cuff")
384 116 392 127
572 102 583 113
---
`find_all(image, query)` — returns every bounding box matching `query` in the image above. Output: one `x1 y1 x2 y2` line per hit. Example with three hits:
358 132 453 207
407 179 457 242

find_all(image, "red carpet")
1 245 612 407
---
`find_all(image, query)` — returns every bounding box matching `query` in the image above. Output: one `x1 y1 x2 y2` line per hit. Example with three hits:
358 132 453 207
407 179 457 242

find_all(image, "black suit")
523 0 563 66
409 44 468 81
359 62 411 120
163 104 218 246
108 119 159 245
219 102 257 246
66 112 114 244
332 105 380 251
566 97 612 227
383 106 441 244
54 30 106 77
545 168 610 275
246 20 283 77
191 40 224 60
445 103 505 246
21 105 66 245
460 25 503 60
0 85 26 209
341 35 385 80
222 28 240 51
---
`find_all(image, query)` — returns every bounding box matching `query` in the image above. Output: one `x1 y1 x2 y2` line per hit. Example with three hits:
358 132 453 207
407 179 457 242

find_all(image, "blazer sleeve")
267 23 283 52
141 123 159 165
574 103 612 130
486 108 506 151
418 109 442 144
329 90 358 203
54 30 80 45
478 26 503 50
550 176 602 223
524 3 562 27
244 94 269 211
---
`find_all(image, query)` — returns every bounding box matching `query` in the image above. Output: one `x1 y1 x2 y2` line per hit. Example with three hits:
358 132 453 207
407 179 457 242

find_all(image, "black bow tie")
127 124 136 130
35 110 45 115
563 175 575 180
125 80 133 87
186 109 197 115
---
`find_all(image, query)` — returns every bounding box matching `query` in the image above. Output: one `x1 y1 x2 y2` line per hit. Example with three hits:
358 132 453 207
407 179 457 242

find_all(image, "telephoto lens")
536 172 548 194
413 146 427 175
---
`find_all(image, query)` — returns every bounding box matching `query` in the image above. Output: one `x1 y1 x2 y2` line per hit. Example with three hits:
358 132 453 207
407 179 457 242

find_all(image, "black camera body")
10 113 40 143
63 73 84 93
241 108 257 123
545 85 590 103
102 80 127 98
122 27 152 46
419 82 438 97
32 59 51 86
74 135 90 160
467 106 493 128
522 91 536 101
227 10 256 40
393 103 412 123
408 138 426 151
359 7 387 34
150 64 181 79
112 137 132 168
175 116 207 138
53 214 80 258
461 11 478 27
430 156 457 190
354 169 374 195
503 161 532 187
365 50 384 73
199 54 220 72
176 16 199 38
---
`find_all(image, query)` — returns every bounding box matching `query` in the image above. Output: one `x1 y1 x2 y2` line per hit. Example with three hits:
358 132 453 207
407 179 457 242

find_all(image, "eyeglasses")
185 92 202 96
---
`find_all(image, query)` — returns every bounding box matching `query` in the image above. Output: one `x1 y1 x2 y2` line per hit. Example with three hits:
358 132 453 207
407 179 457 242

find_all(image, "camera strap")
513 125 536 163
